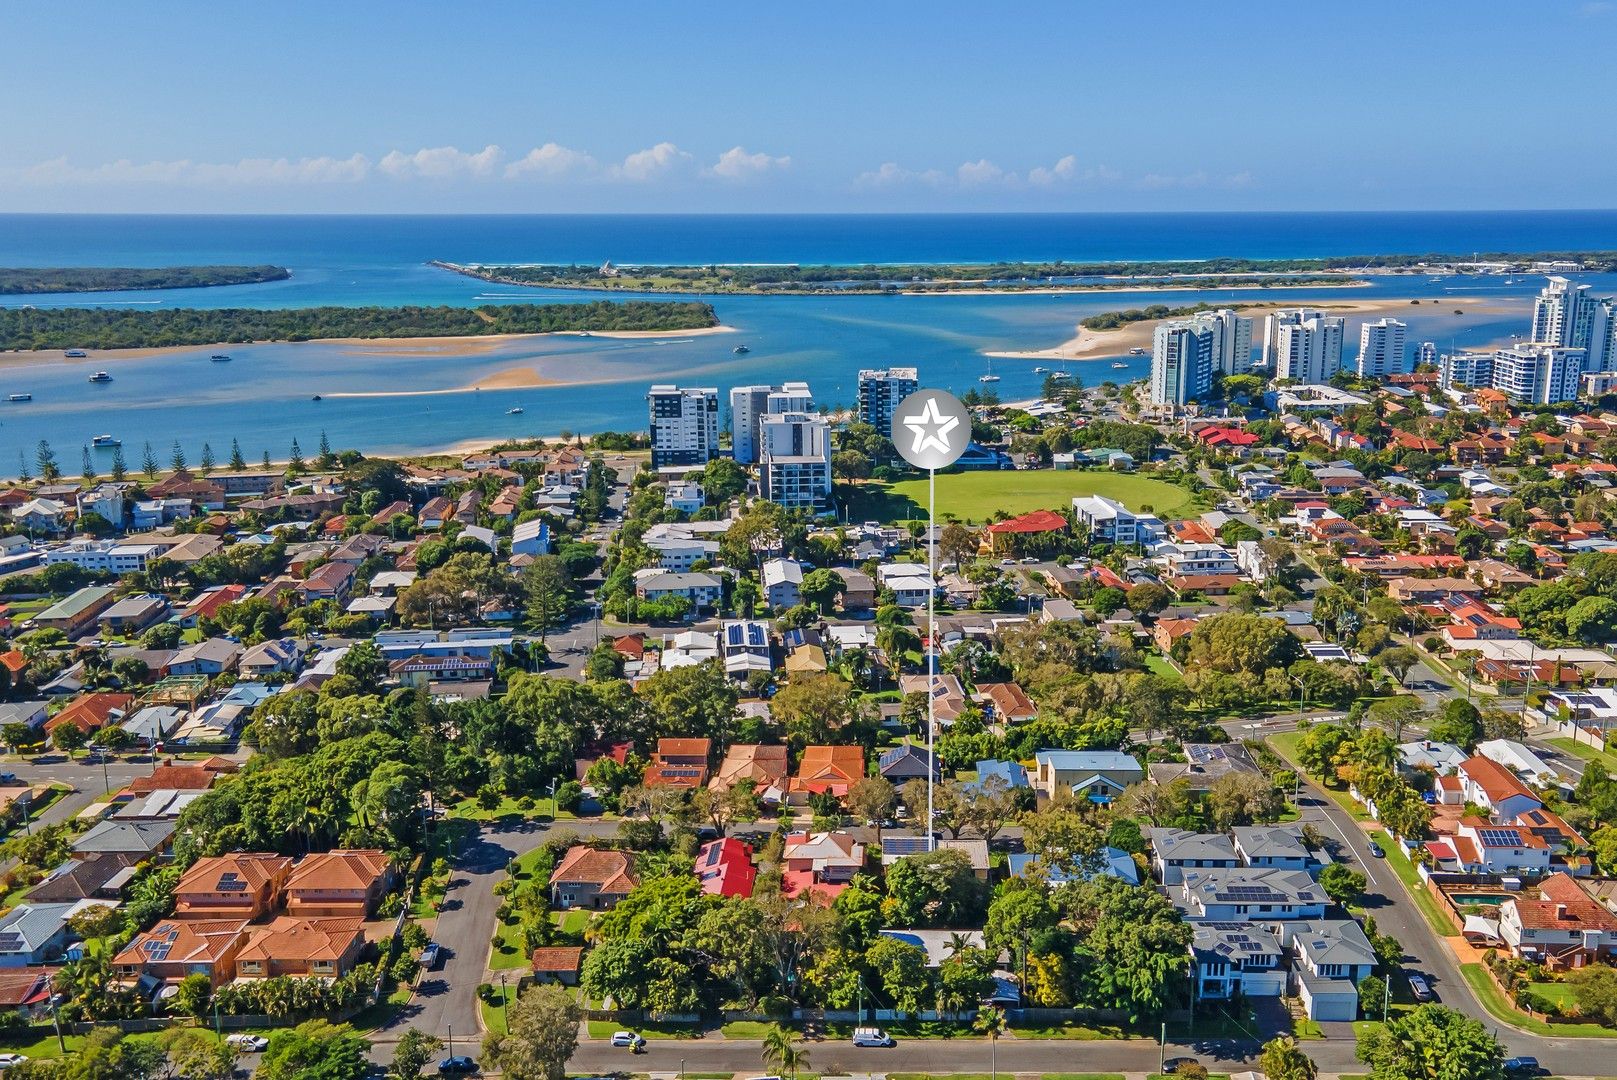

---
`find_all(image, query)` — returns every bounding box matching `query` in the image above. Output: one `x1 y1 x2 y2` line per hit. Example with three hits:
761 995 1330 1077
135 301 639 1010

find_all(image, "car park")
1408 974 1435 1002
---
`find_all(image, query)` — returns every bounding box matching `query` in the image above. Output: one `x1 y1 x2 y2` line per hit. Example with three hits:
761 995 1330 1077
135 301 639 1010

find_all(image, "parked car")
1408 974 1436 1002
225 1034 269 1053
852 1027 895 1047
437 1057 478 1076
1368 841 1386 858
1504 1057 1542 1075
419 943 442 970
0 773 16 785
1162 1058 1200 1073
609 1032 645 1051
0 1055 28 1070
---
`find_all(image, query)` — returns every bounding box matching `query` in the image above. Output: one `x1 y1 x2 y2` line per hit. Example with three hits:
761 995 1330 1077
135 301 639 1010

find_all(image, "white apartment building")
759 411 832 512
1440 350 1495 391
1355 318 1408 379
1416 341 1438 368
43 540 163 574
856 367 919 433
1264 309 1345 383
1071 495 1164 547
1150 321 1214 405
648 385 719 469
730 382 812 465
1491 344 1585 405
1191 308 1255 376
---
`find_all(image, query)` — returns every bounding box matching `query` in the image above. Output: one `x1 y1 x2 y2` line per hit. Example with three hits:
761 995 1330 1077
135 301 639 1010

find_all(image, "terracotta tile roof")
977 682 1036 720
235 916 364 964
44 692 135 736
115 919 247 969
550 846 636 893
655 738 711 760
1511 873 1617 932
794 746 865 787
126 764 227 795
285 849 392 893
1460 755 1540 806
530 946 584 974
176 853 292 897
986 509 1069 535
710 744 789 790
0 652 26 676
0 968 50 1008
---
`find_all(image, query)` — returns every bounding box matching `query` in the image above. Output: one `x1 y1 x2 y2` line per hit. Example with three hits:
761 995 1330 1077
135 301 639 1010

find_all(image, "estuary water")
0 212 1613 464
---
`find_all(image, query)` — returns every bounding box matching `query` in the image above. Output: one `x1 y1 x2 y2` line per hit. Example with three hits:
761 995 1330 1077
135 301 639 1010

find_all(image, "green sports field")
846 469 1202 524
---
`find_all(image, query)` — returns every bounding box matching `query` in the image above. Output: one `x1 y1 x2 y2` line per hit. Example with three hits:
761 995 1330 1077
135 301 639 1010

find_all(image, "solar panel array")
216 872 248 892
884 836 930 856
0 933 23 952
1479 828 1523 847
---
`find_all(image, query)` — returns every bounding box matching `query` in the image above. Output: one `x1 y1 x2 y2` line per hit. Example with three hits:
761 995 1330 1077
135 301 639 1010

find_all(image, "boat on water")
1128 346 1148 355
87 371 112 383
311 395 322 401
64 349 88 359
507 407 524 415
1111 361 1128 369
6 394 31 403
91 435 120 447
1033 366 1048 373
978 374 1000 382
210 354 232 362
1049 371 1071 380
733 344 750 354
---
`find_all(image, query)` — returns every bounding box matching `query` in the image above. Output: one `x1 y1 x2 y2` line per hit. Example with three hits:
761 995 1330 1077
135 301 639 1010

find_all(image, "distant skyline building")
729 381 812 464
1189 308 1254 376
1263 308 1344 383
856 367 919 432
1149 320 1214 406
1416 341 1438 368
758 411 832 512
648 385 719 468
1532 276 1600 351
1355 317 1408 379
1441 344 1584 405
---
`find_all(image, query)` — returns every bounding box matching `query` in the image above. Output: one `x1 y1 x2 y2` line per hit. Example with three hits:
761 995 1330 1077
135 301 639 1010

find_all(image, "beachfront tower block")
1263 309 1345 383
1356 317 1408 379
856 367 919 433
730 382 813 465
1149 321 1214 406
648 385 720 469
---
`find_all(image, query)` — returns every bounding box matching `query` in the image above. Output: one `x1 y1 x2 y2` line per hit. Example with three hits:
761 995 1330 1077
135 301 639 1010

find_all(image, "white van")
852 1027 895 1047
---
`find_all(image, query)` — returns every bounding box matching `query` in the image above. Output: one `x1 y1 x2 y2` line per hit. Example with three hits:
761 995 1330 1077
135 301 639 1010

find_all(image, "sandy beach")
0 324 737 366
900 279 1368 297
984 296 1527 361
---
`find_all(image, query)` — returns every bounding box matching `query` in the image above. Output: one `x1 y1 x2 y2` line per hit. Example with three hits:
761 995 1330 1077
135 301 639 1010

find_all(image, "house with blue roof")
1032 750 1144 803
970 759 1028 791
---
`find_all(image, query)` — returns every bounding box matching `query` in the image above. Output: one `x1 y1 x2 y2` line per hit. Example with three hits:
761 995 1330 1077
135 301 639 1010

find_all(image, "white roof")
1477 739 1558 782
762 558 805 588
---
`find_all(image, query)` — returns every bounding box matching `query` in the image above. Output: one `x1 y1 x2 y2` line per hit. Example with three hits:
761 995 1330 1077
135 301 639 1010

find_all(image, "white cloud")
1028 154 1078 186
706 146 791 180
379 144 503 179
609 142 692 181
957 159 1014 187
853 161 947 189
1139 170 1208 190
504 143 597 179
3 153 372 186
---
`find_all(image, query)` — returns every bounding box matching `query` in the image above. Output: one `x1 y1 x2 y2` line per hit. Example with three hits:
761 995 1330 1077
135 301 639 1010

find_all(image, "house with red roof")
1457 756 1543 819
644 738 711 789
177 584 247 628
984 510 1068 553
695 838 756 898
550 846 637 910
1500 873 1617 968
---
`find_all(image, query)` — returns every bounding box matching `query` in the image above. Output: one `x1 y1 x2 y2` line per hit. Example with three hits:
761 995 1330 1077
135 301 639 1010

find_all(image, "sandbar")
984 296 1526 362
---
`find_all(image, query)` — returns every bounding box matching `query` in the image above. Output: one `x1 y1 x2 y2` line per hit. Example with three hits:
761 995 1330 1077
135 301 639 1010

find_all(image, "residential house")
1178 868 1330 921
1151 829 1240 886
529 946 584 986
71 818 174 858
239 638 307 680
1148 743 1262 792
174 854 293 920
971 759 1029 791
283 849 394 917
976 682 1037 724
234 917 367 980
26 852 142 905
877 563 936 607
1398 740 1469 776
296 562 356 605
1231 826 1319 872
644 738 712 789
782 831 866 884
113 919 248 986
634 571 723 613
709 744 789 803
1191 921 1285 1005
719 620 773 680
1477 739 1562 789
878 742 939 782
1033 750 1144 803
1006 847 1140 886
695 838 757 898
1457 755 1544 819
550 846 637 910
1275 919 1377 1021
97 594 168 635
167 638 242 677
1499 873 1617 968
0 968 55 1020
0 904 77 967
1442 817 1556 876
761 558 806 610
43 692 133 739
791 745 865 801
838 570 876 612
32 586 118 636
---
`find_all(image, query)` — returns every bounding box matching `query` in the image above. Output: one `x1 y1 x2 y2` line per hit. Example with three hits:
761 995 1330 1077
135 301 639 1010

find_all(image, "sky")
5 1 1616 214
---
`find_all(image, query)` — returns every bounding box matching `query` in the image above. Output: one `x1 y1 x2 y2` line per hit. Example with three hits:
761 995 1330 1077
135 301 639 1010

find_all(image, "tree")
157 1027 237 1080
523 555 574 641
35 439 58 482
317 430 336 470
1428 699 1482 750
142 440 158 480
199 441 216 475
1259 1035 1318 1080
1568 595 1617 643
482 985 581 1080
170 439 187 472
884 847 985 927
1319 862 1367 906
230 438 246 471
846 777 897 830
1059 876 1191 1021
699 457 748 505
109 443 127 483
289 438 305 474
1206 772 1283 831
770 671 868 749
80 445 96 484
257 1020 370 1080
1570 965 1617 1027
51 722 89 759
760 1022 810 1080
866 935 931 1013
173 971 213 1018
1358 974 1388 1020
1355 1003 1504 1080
390 1029 445 1078
940 523 979 568
799 568 846 615
1377 645 1420 687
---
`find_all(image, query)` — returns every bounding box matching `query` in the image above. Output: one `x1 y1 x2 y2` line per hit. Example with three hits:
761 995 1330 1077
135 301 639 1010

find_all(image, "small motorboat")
1111 361 1128 369
733 344 750 354
87 371 112 383
1049 371 1071 380
92 434 120 447
1033 366 1049 373
311 394 322 401
507 407 524 415
7 394 31 403
210 353 232 362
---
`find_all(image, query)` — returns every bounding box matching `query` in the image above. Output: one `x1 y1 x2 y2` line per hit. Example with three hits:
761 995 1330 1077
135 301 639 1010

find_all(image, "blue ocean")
0 211 1612 464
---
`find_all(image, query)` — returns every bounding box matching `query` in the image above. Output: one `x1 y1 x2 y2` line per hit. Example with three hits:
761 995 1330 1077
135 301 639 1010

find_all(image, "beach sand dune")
325 365 560 399
984 296 1527 362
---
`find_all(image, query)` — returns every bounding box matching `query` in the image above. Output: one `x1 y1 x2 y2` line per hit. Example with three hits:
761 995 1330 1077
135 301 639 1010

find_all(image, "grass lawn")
1143 654 1182 681
0 1028 84 1059
1003 1019 1128 1040
1549 737 1617 774
1368 829 1456 939
844 470 1202 524
448 794 574 822
718 1020 777 1039
1460 964 1617 1038
1039 1075 1127 1080
480 982 518 1036
1292 1017 1326 1040
1529 981 1580 1009
586 1018 703 1040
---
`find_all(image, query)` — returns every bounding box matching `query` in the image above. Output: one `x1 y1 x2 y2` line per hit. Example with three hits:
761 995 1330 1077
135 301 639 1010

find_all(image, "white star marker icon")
902 397 960 457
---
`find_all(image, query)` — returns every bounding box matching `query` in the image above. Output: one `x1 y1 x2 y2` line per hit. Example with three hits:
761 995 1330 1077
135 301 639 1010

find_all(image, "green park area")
846 470 1202 525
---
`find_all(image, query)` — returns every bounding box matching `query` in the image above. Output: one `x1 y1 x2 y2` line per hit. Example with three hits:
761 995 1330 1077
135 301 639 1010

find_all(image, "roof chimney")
1556 904 1569 921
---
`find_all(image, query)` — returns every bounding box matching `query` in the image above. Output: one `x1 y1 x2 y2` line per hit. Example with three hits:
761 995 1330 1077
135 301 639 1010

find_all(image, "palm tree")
760 1023 809 1080
974 1005 1009 1080
944 932 975 959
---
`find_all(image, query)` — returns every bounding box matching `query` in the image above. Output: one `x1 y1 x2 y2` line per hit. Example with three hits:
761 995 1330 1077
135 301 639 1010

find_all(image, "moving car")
419 943 442 970
1368 841 1386 858
1408 974 1436 1002
438 1057 478 1075
851 1027 895 1047
609 1032 646 1050
225 1034 270 1052
1504 1057 1542 1075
